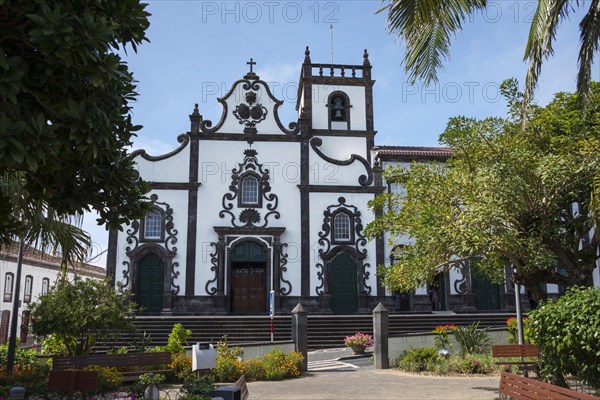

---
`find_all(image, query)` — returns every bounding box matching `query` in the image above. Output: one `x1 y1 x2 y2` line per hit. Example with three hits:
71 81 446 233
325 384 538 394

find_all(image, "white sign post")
269 290 275 343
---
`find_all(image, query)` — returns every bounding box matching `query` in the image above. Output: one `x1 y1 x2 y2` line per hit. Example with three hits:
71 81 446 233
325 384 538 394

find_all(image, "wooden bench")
213 375 249 400
499 371 600 399
48 370 98 393
492 344 539 376
52 351 172 382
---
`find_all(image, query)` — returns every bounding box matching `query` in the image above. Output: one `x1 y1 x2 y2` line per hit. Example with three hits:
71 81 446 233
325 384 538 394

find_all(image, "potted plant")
344 332 373 354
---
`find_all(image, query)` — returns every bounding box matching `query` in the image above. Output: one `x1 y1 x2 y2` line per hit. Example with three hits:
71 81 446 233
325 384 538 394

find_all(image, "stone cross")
247 58 256 72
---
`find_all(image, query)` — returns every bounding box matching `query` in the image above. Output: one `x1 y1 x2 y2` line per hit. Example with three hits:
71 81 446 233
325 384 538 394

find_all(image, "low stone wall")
387 328 511 366
238 340 296 360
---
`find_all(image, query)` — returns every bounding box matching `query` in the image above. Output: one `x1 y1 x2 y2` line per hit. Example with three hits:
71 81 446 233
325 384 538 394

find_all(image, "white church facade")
107 48 591 315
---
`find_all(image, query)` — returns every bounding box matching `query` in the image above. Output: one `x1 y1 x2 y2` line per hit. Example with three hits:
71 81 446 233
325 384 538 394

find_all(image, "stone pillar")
291 303 308 372
373 303 389 369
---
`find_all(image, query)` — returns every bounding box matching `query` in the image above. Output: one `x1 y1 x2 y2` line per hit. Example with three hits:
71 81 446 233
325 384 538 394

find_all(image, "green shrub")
167 323 192 355
447 353 498 374
211 339 304 382
83 365 123 394
260 349 303 381
397 347 441 372
0 363 50 398
529 286 600 389
397 347 499 375
452 322 490 354
506 317 533 344
129 372 166 398
0 344 37 373
212 339 245 382
171 352 195 382
180 375 215 400
40 333 71 356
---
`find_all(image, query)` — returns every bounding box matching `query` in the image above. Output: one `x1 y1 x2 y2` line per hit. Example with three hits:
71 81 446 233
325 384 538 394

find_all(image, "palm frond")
523 0 575 107
380 0 487 85
577 0 600 106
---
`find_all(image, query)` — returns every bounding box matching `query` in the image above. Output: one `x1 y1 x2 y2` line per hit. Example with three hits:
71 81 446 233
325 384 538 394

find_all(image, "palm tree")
1 172 91 373
379 0 600 106
0 171 91 278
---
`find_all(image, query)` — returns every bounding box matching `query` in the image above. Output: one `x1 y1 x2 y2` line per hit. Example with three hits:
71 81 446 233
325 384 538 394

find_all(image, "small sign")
269 290 274 317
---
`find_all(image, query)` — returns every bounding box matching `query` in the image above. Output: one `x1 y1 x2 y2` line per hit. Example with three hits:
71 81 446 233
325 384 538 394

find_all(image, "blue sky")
83 1 596 265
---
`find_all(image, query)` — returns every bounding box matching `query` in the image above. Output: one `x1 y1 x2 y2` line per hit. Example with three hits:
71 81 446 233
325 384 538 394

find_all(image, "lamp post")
6 240 25 374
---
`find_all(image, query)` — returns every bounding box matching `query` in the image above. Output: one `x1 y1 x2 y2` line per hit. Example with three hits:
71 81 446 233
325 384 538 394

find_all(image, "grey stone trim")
298 184 384 194
195 133 302 143
185 134 200 296
311 129 376 138
299 49 313 297
373 162 385 297
131 134 190 161
107 229 118 286
150 182 201 190
213 226 286 236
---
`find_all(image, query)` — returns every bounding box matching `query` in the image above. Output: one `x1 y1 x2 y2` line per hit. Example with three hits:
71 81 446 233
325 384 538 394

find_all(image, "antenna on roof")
329 24 334 64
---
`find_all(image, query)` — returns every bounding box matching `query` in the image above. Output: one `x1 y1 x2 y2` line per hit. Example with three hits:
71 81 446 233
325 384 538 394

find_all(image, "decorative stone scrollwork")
125 221 140 253
219 149 280 228
317 197 368 256
279 243 292 296
205 242 219 295
315 197 371 296
170 262 180 295
310 137 373 186
361 263 372 295
315 263 325 295
453 261 471 295
233 102 268 133
121 260 130 293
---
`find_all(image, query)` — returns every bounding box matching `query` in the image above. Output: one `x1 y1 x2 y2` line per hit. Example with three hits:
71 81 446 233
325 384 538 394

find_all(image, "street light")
6 240 25 374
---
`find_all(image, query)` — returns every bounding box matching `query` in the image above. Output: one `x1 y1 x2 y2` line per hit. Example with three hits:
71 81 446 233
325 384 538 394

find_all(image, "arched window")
41 278 50 296
333 212 351 242
143 209 163 240
3 273 13 302
24 275 33 303
327 91 351 130
241 176 259 206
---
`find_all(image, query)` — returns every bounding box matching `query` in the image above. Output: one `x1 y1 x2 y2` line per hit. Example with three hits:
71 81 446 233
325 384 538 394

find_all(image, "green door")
137 253 164 313
329 253 358 314
472 270 501 311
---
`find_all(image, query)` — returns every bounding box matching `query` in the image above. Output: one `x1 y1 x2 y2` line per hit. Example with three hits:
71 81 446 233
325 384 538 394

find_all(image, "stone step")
96 313 514 351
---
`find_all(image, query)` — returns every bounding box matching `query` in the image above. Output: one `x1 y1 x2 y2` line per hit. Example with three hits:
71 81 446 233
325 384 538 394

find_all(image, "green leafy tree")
0 0 152 241
528 286 600 388
366 80 600 300
379 0 600 105
28 278 137 355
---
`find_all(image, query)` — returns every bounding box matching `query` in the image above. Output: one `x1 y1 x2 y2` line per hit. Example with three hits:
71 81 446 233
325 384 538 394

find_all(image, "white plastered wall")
195 140 302 296
311 85 367 131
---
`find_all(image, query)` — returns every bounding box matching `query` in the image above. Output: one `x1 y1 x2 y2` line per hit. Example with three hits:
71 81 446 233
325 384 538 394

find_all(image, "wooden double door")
137 253 164 313
329 253 358 314
231 263 267 314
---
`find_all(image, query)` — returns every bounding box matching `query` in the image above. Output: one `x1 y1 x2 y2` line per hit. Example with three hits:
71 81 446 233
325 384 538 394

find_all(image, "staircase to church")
97 313 514 351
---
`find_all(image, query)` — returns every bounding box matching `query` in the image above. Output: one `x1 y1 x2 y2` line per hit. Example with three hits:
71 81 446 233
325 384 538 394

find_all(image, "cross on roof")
247 58 256 72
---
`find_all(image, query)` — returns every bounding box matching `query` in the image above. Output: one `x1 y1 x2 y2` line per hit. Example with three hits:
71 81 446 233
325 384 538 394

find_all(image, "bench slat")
492 345 539 358
499 371 600 400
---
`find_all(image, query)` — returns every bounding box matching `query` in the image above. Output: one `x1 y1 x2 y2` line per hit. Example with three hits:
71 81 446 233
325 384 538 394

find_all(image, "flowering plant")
344 332 373 349
433 324 457 350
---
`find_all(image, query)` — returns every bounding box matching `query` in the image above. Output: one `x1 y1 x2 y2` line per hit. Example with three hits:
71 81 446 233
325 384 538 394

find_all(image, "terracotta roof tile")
374 146 452 159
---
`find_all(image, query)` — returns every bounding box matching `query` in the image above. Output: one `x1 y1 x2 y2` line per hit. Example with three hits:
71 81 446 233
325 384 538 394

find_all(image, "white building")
107 48 597 315
0 243 105 342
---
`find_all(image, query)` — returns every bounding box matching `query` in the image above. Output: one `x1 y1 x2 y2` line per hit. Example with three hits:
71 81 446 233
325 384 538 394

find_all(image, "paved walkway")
247 369 500 399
